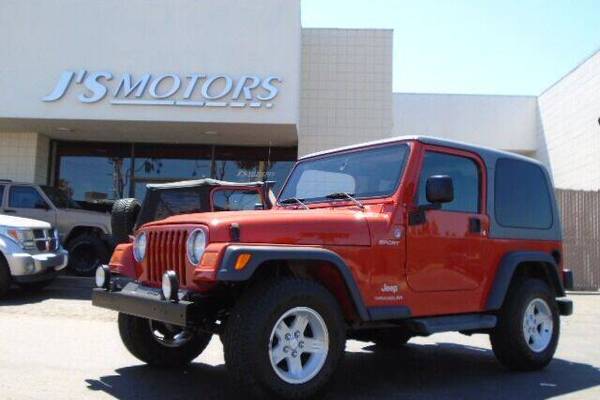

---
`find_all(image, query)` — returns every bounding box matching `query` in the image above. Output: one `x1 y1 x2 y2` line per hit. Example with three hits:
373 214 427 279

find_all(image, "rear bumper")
92 282 193 326
557 297 573 316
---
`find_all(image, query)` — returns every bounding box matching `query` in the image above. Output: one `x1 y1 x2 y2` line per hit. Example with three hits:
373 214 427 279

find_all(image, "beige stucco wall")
298 29 393 156
392 93 539 155
0 0 301 129
0 132 49 184
537 50 600 190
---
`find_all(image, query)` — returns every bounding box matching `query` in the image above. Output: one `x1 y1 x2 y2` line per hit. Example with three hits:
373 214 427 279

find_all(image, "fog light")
162 270 179 302
95 265 111 289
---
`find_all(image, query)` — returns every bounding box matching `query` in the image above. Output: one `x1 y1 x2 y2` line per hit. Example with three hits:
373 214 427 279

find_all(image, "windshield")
41 186 81 209
279 143 409 204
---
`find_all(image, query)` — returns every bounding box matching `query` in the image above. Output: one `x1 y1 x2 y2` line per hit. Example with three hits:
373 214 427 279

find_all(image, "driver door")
406 147 489 292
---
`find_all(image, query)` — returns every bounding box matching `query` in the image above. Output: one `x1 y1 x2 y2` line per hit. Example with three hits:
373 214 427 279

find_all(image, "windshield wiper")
279 197 309 210
325 192 365 210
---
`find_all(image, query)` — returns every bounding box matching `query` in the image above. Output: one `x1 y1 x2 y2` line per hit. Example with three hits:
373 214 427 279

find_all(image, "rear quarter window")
494 158 553 229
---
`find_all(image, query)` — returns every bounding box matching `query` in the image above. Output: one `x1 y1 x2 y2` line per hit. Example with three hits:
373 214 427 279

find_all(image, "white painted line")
229 102 246 108
175 100 205 107
205 101 227 107
266 103 273 109
249 102 262 108
111 99 175 105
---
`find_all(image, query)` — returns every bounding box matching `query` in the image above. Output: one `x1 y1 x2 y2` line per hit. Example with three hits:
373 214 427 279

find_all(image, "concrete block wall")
537 50 600 190
298 28 393 156
0 132 49 184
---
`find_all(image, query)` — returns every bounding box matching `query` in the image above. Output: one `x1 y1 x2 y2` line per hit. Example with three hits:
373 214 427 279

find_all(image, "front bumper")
92 281 195 327
7 249 68 282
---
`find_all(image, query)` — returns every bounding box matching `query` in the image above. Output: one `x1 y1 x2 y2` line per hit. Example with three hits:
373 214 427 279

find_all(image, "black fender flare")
217 245 373 320
486 251 565 310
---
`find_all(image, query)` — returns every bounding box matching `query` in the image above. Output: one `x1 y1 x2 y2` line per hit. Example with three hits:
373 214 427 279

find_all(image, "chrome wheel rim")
268 307 329 384
522 298 553 352
148 320 193 348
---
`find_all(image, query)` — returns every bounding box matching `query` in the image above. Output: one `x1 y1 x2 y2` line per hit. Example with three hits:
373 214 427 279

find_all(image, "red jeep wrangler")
93 136 573 399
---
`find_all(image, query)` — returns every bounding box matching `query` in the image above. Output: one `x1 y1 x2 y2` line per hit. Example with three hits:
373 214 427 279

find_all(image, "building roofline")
540 45 600 96
393 92 537 98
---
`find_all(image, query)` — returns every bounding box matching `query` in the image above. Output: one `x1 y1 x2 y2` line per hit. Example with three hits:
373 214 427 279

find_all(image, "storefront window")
59 156 131 201
54 142 296 202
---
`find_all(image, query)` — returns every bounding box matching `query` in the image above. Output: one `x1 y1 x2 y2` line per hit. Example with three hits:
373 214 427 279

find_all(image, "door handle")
469 217 481 233
3 209 16 213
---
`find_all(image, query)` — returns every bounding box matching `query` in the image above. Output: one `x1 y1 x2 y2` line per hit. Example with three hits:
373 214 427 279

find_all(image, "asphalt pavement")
0 276 598 399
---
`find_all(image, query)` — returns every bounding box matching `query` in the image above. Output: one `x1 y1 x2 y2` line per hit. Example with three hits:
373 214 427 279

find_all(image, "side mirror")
425 175 454 204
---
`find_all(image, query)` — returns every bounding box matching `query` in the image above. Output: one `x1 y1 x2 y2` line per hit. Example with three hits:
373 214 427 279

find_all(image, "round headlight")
95 265 111 289
186 229 206 264
162 270 179 301
133 232 147 262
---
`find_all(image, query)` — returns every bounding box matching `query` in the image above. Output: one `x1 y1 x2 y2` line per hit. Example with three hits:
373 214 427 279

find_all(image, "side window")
8 186 49 209
213 190 262 211
417 151 480 213
495 158 553 229
0 185 5 206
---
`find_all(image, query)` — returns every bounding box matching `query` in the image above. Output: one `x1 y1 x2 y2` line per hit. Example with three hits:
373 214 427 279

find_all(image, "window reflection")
59 156 131 201
55 142 296 202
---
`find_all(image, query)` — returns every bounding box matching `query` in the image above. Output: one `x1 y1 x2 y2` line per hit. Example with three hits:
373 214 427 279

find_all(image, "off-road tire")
111 198 141 244
0 256 11 298
222 278 346 400
118 313 213 368
66 233 110 276
490 278 560 371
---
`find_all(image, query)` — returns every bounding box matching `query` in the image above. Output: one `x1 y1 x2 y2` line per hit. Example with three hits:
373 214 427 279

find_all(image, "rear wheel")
66 233 109 276
223 278 346 399
490 278 560 371
0 257 11 298
118 313 213 367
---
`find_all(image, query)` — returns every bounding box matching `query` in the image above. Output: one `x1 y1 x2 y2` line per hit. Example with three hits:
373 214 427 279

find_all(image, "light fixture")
162 271 179 302
204 130 218 135
95 265 111 289
55 127 72 133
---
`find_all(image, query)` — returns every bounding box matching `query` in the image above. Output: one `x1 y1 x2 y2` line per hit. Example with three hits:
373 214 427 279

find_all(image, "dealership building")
1 0 599 202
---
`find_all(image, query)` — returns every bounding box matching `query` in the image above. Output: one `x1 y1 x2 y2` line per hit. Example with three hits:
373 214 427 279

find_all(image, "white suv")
0 214 68 297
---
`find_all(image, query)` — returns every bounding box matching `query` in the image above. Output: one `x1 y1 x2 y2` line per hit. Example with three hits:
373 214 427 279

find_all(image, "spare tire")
111 198 141 244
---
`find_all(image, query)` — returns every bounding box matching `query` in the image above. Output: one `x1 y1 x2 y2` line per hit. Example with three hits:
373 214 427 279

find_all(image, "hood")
0 215 51 229
145 209 372 246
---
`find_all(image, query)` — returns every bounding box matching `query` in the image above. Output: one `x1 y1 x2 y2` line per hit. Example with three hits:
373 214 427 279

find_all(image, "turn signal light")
234 253 252 270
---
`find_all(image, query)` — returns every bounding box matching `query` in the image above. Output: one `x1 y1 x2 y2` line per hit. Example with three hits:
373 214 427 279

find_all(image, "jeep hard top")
92 136 573 399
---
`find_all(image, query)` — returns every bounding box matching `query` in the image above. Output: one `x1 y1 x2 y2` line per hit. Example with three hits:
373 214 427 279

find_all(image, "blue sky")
301 0 600 95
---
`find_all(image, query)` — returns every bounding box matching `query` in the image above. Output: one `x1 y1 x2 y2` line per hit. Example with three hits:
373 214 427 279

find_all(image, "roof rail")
0 179 13 183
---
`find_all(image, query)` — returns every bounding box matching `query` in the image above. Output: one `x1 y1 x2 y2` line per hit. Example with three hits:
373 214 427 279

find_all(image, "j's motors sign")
42 70 282 109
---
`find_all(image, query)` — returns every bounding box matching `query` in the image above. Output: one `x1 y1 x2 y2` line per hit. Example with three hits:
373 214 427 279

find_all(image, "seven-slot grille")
32 229 58 252
145 229 189 286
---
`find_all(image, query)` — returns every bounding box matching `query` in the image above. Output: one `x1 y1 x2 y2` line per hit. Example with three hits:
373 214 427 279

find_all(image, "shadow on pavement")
0 276 93 305
85 341 600 400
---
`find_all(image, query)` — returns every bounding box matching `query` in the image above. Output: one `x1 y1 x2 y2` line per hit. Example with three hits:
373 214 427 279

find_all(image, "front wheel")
223 278 346 399
490 278 560 371
66 233 109 276
118 313 213 367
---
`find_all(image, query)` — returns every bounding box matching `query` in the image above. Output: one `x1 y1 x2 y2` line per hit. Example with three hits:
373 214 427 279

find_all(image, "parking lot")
0 276 598 400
